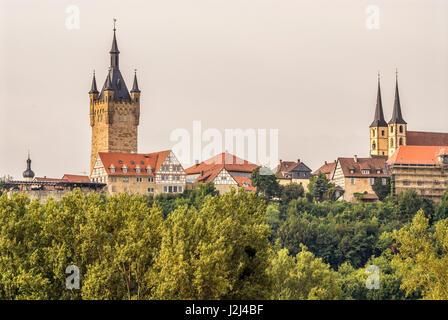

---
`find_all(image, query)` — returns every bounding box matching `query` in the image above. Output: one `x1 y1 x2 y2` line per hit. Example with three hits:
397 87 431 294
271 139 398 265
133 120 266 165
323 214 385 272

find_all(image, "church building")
369 72 448 158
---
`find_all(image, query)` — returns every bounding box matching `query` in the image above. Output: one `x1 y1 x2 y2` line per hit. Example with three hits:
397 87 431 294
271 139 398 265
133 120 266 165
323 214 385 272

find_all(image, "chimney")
297 159 300 163
200 170 204 176
324 161 327 165
195 160 199 167
354 155 358 163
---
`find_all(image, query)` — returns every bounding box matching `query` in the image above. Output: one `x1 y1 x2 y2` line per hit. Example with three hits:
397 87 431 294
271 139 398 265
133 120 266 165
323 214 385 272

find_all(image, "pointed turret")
89 71 99 94
389 71 407 124
131 70 140 93
105 70 113 91
370 74 387 127
110 18 120 68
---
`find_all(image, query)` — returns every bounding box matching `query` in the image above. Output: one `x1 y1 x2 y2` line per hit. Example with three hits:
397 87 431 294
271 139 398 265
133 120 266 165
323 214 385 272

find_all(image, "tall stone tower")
387 72 407 157
89 22 141 173
369 73 389 158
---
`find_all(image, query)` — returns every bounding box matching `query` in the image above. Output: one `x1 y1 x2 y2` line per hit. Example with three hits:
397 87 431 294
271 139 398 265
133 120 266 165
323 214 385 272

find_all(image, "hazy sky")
1 0 448 179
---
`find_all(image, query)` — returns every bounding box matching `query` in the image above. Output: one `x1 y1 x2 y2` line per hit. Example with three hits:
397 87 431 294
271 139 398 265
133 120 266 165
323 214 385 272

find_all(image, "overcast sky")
1 0 448 179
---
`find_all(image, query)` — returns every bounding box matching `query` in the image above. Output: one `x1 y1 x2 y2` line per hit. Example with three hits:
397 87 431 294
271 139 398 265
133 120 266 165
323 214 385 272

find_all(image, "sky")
1 0 448 179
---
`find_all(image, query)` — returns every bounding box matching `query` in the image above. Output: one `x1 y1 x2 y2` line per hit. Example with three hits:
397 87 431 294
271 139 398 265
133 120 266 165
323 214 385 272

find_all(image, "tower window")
399 125 403 133
381 130 385 136
372 142 376 150
390 126 393 133
399 137 403 146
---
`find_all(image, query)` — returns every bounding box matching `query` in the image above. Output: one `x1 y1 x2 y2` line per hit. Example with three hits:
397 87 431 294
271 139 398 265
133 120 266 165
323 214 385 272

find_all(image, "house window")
369 178 374 185
163 186 167 192
122 168 128 173
147 187 154 193
136 168 141 174
349 169 355 174
351 178 355 185
361 170 370 175
173 186 178 193
178 186 183 193
168 186 173 193
110 168 115 173
136 177 142 182
123 177 129 183
382 178 387 185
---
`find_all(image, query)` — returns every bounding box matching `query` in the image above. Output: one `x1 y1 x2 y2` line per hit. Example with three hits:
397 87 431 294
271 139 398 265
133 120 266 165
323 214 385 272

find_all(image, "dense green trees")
1 184 448 300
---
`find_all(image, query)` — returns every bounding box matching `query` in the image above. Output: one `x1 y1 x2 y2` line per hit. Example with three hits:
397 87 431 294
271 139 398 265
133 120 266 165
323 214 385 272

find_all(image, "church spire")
389 69 407 124
131 69 140 92
110 18 120 68
370 72 387 127
89 70 99 94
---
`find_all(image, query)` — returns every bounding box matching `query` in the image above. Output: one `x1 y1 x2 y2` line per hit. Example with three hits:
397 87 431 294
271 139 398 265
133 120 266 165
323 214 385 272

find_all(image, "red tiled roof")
98 150 172 176
34 177 66 182
407 131 448 146
185 152 258 175
313 161 337 179
338 157 389 178
234 176 256 191
62 174 91 183
274 160 308 178
387 145 448 165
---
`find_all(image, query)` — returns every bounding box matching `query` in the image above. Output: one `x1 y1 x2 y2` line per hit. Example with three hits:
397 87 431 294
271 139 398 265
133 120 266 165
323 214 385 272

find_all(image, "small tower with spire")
388 69 407 157
22 152 35 181
89 19 141 174
370 72 389 158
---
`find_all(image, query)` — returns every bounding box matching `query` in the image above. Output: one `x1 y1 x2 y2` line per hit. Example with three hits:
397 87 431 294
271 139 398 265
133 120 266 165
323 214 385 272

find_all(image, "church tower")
388 71 407 156
89 21 141 173
369 73 388 158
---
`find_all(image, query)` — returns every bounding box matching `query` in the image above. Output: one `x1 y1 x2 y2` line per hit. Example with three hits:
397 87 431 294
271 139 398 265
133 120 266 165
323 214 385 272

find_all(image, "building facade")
333 156 390 202
185 152 258 194
387 146 448 202
274 159 312 190
90 150 186 195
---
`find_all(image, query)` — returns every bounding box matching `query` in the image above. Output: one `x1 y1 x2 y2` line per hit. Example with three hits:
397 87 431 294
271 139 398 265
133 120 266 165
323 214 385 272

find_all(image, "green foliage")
268 245 342 299
251 167 281 200
372 177 391 201
392 210 448 299
307 172 336 202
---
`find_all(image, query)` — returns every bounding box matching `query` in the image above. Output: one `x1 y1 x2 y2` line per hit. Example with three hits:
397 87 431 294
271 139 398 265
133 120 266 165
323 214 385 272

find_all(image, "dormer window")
361 169 370 175
349 169 355 174
122 165 128 173
376 170 381 174
109 164 116 173
146 166 152 174
136 165 141 174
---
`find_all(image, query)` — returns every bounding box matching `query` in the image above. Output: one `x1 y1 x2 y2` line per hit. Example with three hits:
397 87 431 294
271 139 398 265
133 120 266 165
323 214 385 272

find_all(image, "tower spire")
389 68 407 124
110 18 120 68
370 71 387 127
89 70 99 94
23 151 35 180
131 69 140 92
105 68 113 90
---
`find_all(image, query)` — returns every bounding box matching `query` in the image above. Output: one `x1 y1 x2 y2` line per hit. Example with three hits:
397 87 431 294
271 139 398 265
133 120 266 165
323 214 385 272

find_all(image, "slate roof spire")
22 151 35 179
370 71 387 127
131 69 140 93
110 18 120 68
89 70 99 94
105 69 113 91
389 69 407 125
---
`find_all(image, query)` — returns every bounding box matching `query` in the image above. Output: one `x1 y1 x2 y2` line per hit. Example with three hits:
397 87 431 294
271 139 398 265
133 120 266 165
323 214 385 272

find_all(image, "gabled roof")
185 152 258 175
407 131 448 146
233 176 256 191
97 150 173 176
275 159 312 178
337 157 389 178
313 161 337 180
387 145 448 166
